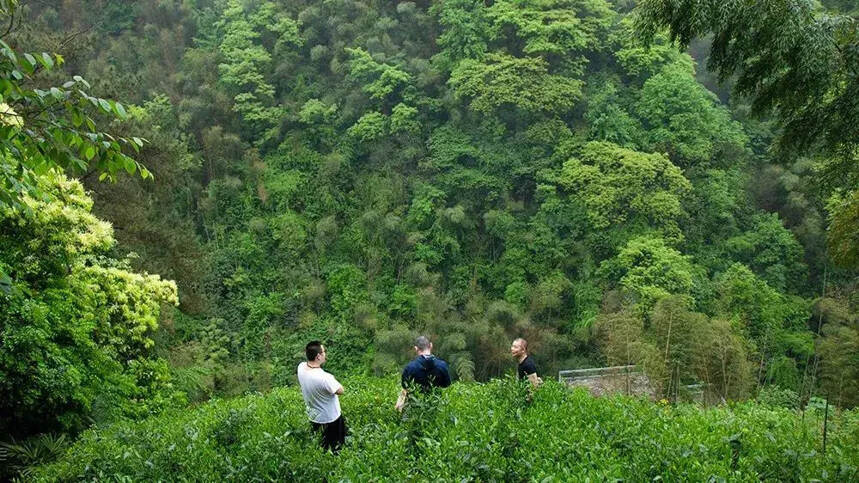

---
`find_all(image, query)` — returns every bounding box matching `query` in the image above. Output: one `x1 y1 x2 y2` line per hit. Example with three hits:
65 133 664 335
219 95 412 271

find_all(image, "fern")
0 433 68 479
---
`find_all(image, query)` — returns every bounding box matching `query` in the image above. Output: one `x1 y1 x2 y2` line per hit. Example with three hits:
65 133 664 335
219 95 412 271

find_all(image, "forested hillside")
1 0 857 474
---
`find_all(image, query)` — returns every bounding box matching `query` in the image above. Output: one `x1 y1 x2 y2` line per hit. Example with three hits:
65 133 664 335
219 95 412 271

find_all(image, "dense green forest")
0 0 858 477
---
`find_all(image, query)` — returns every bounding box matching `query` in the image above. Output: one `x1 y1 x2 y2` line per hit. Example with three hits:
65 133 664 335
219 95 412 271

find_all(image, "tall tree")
635 0 859 269
635 0 859 157
0 174 179 437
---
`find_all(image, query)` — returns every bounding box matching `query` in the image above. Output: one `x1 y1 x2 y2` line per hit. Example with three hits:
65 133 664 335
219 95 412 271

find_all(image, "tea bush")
34 377 858 481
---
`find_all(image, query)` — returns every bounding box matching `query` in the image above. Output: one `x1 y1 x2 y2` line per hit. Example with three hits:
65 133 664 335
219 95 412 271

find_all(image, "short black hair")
306 340 324 361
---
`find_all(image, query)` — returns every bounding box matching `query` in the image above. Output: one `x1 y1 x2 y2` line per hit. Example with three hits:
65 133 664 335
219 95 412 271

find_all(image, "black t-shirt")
517 355 537 380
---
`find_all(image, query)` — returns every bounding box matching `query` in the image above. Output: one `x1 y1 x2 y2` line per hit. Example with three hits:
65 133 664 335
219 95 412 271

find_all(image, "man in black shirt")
395 335 451 411
511 338 543 388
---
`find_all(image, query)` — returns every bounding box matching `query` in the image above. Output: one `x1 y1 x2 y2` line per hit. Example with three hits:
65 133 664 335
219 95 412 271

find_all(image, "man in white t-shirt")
297 340 346 452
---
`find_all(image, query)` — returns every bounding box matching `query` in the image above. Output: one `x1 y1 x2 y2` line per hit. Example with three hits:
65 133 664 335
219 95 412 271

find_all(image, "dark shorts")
311 415 347 452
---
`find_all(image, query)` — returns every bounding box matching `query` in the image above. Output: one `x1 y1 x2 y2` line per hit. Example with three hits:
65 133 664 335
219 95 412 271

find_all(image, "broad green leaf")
114 102 127 118
124 157 137 174
21 52 36 73
40 52 54 69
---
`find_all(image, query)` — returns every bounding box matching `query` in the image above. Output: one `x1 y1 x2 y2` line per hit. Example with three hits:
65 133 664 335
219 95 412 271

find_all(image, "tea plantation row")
34 377 859 481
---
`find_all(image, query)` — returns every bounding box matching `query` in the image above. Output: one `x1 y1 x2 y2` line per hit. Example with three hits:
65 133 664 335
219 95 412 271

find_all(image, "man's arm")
437 361 451 388
328 375 344 395
527 372 543 388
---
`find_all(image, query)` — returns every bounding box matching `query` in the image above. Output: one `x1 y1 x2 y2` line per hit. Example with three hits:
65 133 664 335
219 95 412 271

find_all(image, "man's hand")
528 373 543 388
395 389 407 412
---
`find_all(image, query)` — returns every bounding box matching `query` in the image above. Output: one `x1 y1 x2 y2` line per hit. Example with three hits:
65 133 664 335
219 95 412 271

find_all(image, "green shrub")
33 378 858 481
757 385 800 409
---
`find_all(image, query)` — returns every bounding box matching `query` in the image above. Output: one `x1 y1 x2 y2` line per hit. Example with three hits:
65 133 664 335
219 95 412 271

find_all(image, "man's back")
402 355 451 391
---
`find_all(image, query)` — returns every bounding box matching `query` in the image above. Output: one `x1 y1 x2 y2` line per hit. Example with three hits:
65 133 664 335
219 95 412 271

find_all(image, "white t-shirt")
296 362 343 424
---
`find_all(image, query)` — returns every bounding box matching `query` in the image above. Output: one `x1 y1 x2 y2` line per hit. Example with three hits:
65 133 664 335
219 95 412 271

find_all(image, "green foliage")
0 433 67 481
298 99 336 125
635 0 859 157
696 318 754 400
486 0 613 68
346 47 411 103
827 190 859 269
449 54 583 114
432 0 490 68
0 0 146 210
714 264 805 343
31 378 859 481
216 0 300 139
815 296 859 408
552 141 691 240
389 103 420 135
683 168 747 254
326 264 369 323
721 213 807 292
596 296 754 400
634 63 748 168
756 385 800 410
85 95 206 311
4 0 856 451
0 174 180 436
595 307 654 366
610 16 682 79
584 79 644 147
347 112 388 142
